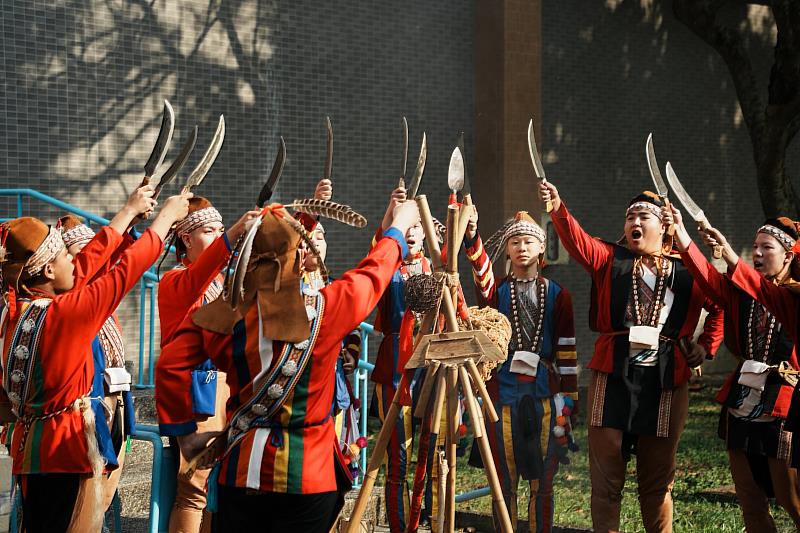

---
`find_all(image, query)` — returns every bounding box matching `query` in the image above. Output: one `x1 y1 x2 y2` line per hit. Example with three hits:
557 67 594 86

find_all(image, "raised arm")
539 181 613 273
669 204 734 309
462 206 498 307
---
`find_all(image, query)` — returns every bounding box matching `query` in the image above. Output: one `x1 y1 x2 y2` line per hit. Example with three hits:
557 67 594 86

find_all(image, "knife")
407 132 427 199
665 162 722 259
153 125 198 199
646 133 675 237
527 118 552 212
142 100 175 186
257 137 287 207
398 117 408 189
181 115 225 194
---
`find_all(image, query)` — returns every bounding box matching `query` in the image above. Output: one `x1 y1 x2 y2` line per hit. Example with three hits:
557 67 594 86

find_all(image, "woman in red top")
156 196 257 533
669 208 800 531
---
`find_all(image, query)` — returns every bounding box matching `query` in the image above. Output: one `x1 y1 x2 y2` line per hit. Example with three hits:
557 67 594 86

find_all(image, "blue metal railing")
0 188 162 388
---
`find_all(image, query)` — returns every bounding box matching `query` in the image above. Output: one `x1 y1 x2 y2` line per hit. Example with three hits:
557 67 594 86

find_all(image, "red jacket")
158 235 231 346
550 203 723 386
680 242 797 416
155 233 405 493
1 228 163 474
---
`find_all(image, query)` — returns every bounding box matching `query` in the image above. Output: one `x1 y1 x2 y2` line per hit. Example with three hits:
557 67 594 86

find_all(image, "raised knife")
142 100 175 186
324 116 333 182
527 118 552 212
646 133 675 236
153 125 198 199
398 117 408 189
181 115 225 194
257 137 287 208
407 132 427 199
665 162 722 259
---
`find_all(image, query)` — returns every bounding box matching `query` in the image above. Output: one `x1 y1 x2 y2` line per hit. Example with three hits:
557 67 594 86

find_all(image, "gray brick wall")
0 0 475 378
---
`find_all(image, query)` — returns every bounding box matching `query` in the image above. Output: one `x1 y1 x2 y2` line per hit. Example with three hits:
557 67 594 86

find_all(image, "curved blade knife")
153 125 198 199
324 116 333 182
665 162 721 258
646 133 675 236
527 118 552 212
407 132 427 199
142 100 175 185
398 117 408 189
257 136 287 207
182 115 225 194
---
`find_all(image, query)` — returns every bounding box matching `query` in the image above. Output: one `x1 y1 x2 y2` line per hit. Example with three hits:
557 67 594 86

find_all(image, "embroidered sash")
4 299 51 418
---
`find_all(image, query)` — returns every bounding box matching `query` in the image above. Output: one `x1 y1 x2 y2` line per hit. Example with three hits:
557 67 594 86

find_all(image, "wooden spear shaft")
344 374 409 533
416 195 459 332
444 365 459 533
458 366 513 532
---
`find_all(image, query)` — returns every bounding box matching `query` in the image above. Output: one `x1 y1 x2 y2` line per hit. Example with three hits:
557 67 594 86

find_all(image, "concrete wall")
0 0 476 377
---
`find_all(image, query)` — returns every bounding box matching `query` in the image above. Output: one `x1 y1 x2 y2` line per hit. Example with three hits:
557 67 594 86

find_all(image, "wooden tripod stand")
344 196 513 533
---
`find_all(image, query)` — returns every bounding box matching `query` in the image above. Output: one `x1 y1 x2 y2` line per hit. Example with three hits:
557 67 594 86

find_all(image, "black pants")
19 473 80 533
212 485 341 532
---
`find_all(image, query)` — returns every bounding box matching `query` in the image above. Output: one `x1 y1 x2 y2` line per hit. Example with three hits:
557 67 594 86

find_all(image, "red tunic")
730 258 800 345
0 228 164 474
155 234 404 493
550 202 723 386
158 235 231 346
681 242 798 416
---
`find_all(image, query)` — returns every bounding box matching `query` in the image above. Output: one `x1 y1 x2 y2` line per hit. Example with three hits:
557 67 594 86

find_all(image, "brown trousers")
728 449 800 532
587 371 688 533
169 372 229 533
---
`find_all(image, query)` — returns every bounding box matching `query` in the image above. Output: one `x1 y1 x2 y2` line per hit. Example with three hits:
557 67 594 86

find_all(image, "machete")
181 115 225 194
665 161 722 259
257 136 287 208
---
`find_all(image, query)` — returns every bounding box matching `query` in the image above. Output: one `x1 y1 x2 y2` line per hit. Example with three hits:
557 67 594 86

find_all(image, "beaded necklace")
631 255 669 327
745 300 776 363
509 275 547 352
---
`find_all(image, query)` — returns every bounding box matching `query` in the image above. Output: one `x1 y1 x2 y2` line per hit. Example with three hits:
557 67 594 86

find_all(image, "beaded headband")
24 227 65 276
626 201 662 220
485 219 547 265
61 223 95 249
175 207 223 236
758 224 797 251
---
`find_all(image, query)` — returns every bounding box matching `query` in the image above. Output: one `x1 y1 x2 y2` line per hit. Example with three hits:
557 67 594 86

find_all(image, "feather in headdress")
432 217 446 244
286 198 367 228
484 219 516 264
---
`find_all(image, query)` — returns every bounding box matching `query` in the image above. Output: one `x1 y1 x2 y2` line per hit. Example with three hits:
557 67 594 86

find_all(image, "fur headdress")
58 214 95 249
0 217 65 294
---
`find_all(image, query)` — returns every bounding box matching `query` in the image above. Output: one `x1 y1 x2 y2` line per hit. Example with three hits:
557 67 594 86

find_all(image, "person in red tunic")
668 207 800 531
58 214 138 518
0 187 191 533
157 196 258 533
539 182 724 533
155 198 420 532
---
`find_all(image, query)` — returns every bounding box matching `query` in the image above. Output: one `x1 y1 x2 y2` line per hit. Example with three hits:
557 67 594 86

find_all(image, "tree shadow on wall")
541 0 782 245
0 0 280 215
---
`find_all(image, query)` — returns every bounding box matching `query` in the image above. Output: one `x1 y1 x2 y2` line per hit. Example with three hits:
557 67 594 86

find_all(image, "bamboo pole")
457 367 482 439
344 374 408 533
406 368 447 533
417 195 459 332
460 369 514 533
413 361 440 419
444 366 458 533
465 358 499 423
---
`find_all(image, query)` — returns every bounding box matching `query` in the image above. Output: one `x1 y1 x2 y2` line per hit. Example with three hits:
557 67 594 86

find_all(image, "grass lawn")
368 388 796 532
